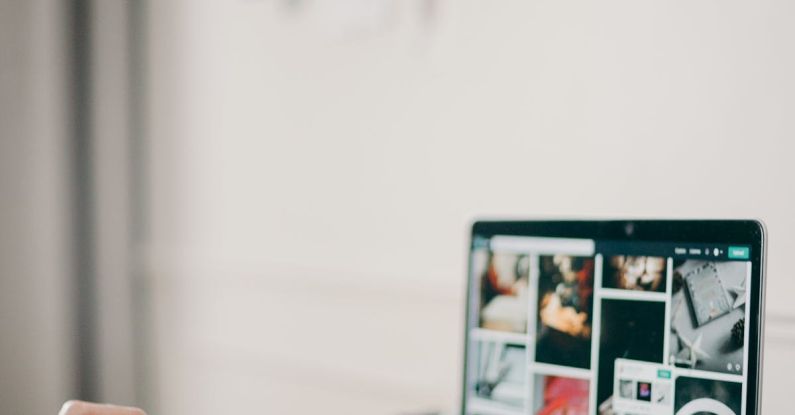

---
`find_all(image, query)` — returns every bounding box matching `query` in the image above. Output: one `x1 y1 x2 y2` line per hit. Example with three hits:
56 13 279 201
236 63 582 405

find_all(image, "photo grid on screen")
465 238 751 415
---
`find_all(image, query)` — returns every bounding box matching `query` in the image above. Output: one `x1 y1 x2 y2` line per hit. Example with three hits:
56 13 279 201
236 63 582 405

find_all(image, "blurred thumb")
59 400 146 415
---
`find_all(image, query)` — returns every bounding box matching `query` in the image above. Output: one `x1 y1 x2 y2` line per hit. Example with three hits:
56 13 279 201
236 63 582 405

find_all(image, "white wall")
144 1 795 413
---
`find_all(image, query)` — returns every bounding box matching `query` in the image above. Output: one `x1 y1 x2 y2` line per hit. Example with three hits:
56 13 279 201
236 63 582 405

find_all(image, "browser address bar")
489 236 595 255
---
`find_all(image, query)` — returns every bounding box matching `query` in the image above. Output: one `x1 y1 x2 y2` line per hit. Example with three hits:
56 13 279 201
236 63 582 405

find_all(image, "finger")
59 400 146 415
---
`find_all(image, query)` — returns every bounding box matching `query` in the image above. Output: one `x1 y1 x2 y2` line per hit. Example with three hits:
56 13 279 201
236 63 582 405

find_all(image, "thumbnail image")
669 260 748 374
531 375 589 415
535 255 594 369
472 339 527 409
474 250 530 333
636 381 652 402
604 255 667 292
610 359 675 414
619 379 634 399
617 379 672 406
674 376 741 415
596 299 665 410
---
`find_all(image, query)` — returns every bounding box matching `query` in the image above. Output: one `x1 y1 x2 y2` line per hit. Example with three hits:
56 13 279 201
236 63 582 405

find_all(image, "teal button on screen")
728 246 750 259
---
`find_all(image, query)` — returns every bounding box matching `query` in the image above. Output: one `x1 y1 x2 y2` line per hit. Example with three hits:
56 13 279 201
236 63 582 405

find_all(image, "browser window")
465 235 752 415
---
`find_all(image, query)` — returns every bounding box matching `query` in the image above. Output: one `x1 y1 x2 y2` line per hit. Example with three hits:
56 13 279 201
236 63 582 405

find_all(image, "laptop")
461 220 766 415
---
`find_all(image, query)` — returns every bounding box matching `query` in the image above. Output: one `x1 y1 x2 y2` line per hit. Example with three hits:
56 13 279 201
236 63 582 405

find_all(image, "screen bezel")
461 220 766 414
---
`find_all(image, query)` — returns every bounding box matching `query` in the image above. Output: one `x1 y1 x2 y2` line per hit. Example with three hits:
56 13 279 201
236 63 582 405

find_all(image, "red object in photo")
537 376 589 415
577 259 594 311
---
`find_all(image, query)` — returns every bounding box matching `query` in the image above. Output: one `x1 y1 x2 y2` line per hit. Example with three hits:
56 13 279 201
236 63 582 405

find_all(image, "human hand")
59 401 146 415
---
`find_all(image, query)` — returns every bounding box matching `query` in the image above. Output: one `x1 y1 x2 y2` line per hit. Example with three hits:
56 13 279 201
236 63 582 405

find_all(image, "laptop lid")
462 220 766 415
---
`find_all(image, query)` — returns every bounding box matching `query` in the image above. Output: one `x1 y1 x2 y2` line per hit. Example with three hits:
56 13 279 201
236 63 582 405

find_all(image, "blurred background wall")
2 0 795 414
0 1 72 413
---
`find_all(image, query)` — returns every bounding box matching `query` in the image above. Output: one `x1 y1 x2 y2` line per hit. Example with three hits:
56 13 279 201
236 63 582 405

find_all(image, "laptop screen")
463 233 754 415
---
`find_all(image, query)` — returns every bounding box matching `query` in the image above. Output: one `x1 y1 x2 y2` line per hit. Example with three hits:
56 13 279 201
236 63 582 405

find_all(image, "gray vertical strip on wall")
69 0 98 402
128 0 155 410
